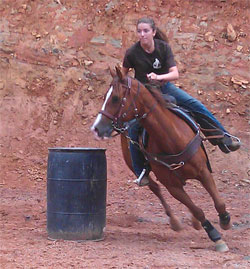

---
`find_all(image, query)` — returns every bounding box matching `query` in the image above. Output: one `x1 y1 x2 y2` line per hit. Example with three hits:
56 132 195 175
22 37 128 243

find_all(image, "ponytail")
154 27 168 43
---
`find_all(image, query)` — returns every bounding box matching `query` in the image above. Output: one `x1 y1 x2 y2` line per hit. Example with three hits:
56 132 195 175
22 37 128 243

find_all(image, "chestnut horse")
91 67 231 252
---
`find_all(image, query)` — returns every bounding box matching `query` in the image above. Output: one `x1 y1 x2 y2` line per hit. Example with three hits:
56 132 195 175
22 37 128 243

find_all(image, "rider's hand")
147 72 158 81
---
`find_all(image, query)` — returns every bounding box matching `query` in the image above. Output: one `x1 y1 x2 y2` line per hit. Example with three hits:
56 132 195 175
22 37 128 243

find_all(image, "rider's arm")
147 66 179 82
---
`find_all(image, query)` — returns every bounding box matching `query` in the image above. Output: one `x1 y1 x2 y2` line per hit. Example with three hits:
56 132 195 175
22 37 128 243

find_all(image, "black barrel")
47 148 107 241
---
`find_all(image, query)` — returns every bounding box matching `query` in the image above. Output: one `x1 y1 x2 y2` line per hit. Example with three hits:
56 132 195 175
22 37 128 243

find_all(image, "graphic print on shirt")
153 58 161 69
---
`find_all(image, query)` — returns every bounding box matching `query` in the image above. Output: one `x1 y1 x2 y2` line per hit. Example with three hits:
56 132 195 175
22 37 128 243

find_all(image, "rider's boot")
218 133 241 153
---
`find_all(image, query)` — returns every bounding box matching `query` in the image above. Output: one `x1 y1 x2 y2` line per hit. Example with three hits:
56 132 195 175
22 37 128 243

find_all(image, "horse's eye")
112 96 119 104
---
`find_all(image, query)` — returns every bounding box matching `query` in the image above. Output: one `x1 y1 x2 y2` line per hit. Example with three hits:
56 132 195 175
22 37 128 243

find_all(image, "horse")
91 66 231 252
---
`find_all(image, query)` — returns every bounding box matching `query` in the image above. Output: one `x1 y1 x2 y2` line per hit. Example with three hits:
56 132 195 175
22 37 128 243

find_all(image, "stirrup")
133 169 149 187
224 133 241 152
221 133 241 153
224 133 241 143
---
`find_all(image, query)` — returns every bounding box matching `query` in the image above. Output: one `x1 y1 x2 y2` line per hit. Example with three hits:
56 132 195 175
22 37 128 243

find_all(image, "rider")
122 17 241 186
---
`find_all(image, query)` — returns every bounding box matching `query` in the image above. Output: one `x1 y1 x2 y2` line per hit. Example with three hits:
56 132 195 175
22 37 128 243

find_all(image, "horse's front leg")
148 176 182 232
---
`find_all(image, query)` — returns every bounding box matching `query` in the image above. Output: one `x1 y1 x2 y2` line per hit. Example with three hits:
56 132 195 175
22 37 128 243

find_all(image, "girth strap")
145 131 203 169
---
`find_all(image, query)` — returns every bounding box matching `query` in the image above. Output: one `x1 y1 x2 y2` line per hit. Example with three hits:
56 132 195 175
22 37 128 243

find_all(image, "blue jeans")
128 122 145 177
129 82 227 176
161 82 226 132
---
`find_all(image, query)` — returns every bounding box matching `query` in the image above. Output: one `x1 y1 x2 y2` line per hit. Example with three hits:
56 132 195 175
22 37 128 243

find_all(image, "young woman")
122 17 241 186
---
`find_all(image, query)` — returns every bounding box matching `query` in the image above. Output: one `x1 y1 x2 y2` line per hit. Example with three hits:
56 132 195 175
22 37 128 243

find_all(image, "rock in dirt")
236 45 243 52
84 60 94 66
204 32 214 42
0 81 4 90
231 75 249 88
226 23 237 42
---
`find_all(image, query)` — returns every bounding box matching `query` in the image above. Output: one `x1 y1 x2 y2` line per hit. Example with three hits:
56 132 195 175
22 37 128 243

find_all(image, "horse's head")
91 66 141 140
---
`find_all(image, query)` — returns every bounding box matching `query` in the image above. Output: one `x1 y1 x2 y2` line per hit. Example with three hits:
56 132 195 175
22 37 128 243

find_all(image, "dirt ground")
0 0 249 268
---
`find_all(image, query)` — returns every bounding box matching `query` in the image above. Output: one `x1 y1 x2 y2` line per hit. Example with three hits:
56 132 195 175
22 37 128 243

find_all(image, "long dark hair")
136 17 168 43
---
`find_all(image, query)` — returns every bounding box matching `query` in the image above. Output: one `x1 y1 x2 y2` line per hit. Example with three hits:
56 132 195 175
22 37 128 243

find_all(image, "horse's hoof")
220 222 232 230
219 212 231 230
170 217 182 232
215 239 229 252
191 216 202 230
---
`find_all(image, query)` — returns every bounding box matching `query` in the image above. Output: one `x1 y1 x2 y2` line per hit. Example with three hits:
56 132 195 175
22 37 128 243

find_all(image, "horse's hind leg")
148 176 182 231
166 184 229 252
190 211 202 230
199 169 231 230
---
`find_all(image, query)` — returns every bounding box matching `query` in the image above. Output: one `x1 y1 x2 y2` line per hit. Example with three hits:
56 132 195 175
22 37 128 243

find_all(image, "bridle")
99 77 156 134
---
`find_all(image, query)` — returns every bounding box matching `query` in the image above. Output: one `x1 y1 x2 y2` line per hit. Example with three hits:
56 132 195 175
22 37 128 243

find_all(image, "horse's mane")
143 82 174 109
120 76 174 109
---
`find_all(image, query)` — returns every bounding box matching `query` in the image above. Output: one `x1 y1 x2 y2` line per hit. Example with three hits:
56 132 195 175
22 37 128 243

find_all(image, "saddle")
140 98 213 172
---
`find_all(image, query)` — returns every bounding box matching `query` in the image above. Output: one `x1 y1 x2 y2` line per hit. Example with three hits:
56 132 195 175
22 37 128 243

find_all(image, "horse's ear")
109 66 116 78
115 66 124 81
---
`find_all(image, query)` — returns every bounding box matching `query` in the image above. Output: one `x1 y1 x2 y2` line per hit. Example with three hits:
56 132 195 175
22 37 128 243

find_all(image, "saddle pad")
169 107 199 133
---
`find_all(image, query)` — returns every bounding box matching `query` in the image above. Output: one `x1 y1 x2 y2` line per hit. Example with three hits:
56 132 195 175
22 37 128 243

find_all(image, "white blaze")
91 85 113 130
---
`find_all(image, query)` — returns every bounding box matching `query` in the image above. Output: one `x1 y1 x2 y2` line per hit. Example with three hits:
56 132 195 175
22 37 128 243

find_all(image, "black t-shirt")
123 39 176 84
